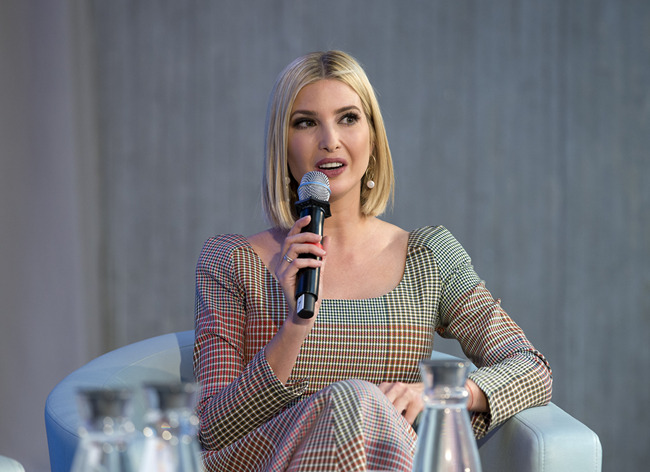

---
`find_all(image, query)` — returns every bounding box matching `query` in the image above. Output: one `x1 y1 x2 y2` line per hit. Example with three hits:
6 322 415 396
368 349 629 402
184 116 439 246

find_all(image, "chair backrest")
44 330 195 472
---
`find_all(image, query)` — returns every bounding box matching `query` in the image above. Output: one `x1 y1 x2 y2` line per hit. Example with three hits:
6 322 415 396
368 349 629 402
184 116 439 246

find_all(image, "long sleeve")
193 236 307 451
425 227 553 438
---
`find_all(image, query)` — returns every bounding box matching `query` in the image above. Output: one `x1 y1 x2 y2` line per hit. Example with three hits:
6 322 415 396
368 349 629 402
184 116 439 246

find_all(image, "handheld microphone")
294 171 331 318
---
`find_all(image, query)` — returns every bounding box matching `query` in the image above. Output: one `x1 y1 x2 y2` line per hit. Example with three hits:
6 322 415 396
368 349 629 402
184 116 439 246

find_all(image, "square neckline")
235 230 426 302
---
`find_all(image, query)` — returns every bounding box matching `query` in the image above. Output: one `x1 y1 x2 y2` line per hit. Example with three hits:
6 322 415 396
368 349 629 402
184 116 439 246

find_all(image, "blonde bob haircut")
262 50 394 229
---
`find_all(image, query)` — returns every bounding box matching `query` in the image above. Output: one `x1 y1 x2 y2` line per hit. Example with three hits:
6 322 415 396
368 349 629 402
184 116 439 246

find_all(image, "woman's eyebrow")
290 105 361 119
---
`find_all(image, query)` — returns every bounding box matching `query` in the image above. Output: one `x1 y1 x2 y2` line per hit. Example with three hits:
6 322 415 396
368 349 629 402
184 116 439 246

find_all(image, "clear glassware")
137 381 204 472
71 387 137 472
412 359 482 472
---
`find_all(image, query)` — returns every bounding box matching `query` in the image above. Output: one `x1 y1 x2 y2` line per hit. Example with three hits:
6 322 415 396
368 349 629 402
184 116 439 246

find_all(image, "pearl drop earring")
366 154 376 189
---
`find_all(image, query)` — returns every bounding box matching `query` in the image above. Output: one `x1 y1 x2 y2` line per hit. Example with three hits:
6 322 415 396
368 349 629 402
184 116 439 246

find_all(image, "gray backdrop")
1 1 648 470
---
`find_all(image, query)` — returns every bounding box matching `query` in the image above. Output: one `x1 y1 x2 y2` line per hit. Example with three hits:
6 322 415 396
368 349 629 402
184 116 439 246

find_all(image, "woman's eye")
292 118 315 129
340 112 360 125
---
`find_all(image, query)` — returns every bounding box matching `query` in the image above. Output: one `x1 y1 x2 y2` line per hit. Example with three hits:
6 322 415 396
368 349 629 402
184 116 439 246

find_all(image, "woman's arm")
441 281 553 437
263 215 327 384
194 236 308 451
433 227 552 438
194 217 328 451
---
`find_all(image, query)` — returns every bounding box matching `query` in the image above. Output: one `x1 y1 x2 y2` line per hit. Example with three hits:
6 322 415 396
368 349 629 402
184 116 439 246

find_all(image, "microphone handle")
294 198 330 319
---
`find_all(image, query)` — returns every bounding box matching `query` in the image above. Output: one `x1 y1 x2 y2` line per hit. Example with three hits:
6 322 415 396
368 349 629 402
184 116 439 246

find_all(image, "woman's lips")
316 159 346 177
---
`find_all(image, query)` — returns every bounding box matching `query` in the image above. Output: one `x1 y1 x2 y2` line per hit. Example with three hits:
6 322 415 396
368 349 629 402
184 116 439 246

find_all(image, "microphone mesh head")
297 171 331 202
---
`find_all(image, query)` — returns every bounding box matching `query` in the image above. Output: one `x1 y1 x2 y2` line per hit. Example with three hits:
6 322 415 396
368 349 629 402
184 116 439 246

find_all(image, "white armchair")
44 330 602 472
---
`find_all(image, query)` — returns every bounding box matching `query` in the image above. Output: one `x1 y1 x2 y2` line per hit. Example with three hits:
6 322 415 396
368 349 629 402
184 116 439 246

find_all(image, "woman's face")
287 79 372 205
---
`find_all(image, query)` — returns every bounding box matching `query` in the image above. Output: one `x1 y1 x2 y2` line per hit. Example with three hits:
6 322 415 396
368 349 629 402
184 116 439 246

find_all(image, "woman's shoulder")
408 225 472 267
246 228 283 250
201 228 284 273
246 228 284 269
372 218 410 246
370 221 465 260
409 225 455 247
197 233 254 270
201 233 250 254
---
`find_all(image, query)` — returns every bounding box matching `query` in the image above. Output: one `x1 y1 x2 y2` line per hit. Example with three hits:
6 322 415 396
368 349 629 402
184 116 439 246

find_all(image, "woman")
194 50 552 471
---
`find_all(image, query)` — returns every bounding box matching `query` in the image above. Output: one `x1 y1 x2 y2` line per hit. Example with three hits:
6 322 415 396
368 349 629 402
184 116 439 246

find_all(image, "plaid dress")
194 226 552 471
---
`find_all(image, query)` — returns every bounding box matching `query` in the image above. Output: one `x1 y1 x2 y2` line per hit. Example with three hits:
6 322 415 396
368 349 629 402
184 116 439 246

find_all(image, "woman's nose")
319 125 340 152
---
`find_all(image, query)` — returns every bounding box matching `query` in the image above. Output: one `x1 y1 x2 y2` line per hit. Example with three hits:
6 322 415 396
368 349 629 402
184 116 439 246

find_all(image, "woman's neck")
322 197 373 243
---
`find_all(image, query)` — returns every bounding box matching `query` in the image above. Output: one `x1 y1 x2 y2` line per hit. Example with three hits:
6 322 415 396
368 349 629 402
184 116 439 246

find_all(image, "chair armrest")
428 351 601 471
0 455 25 472
44 330 195 472
477 402 602 472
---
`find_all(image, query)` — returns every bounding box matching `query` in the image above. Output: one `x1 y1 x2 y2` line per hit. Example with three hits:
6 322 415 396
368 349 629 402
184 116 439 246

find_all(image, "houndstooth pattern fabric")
193 226 552 470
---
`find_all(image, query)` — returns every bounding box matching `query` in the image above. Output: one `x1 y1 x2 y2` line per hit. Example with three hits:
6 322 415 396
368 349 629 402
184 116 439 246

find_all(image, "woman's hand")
275 215 328 322
466 379 488 412
378 382 424 425
379 379 488 424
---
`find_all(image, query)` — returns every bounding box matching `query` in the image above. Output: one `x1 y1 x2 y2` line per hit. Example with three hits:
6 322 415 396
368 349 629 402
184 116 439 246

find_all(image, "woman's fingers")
378 382 424 425
281 242 326 266
280 216 324 264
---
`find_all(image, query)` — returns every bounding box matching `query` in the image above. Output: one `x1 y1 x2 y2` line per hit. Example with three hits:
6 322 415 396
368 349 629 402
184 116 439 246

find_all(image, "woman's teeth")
319 162 343 169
